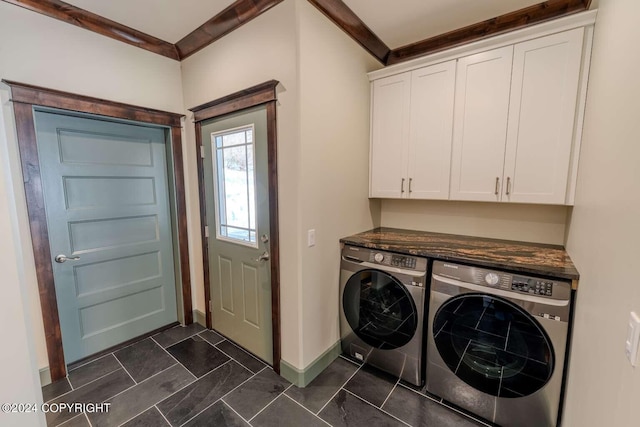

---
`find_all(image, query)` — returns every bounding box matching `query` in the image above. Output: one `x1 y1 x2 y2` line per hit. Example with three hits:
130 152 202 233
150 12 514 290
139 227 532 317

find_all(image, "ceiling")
344 0 555 49
64 0 236 43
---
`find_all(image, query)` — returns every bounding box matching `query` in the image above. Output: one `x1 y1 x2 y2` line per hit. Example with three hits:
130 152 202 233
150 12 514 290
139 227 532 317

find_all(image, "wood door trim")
0 0 179 60
307 0 390 64
189 80 281 373
4 80 183 127
4 80 192 381
190 80 279 122
175 0 285 60
387 0 591 65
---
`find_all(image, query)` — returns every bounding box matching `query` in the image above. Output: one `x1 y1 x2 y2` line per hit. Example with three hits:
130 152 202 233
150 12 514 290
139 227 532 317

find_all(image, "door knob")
255 251 270 262
55 254 81 263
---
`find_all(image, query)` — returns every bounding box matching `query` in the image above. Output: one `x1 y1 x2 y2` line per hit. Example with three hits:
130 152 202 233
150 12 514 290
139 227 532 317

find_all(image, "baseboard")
280 340 342 387
40 366 51 387
193 309 206 327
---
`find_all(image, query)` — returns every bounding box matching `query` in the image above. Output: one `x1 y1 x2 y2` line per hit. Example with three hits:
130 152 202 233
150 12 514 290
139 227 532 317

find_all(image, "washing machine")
339 244 428 386
426 260 572 426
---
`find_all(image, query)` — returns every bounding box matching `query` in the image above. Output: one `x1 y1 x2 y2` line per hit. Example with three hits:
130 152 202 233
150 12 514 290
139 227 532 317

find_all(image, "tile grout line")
439 400 493 426
282 393 332 427
150 336 198 381
114 354 138 385
315 362 363 415
66 352 114 374
212 340 267 374
219 400 252 426
111 360 215 427
44 363 133 404
177 364 266 427
215 336 269 367
397 382 442 403
247 383 295 423
155 404 173 426
342 389 411 427
157 326 207 349
380 377 401 409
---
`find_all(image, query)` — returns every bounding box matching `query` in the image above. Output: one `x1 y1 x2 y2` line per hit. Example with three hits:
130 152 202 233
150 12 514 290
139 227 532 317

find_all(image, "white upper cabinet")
370 61 456 199
368 12 595 205
407 61 456 199
370 72 411 198
450 46 514 202
503 28 584 204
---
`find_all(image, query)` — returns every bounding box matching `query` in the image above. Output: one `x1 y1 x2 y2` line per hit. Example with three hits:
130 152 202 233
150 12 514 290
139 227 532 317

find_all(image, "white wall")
0 88 45 427
0 1 185 372
380 200 569 245
563 0 640 424
297 0 382 366
179 0 304 366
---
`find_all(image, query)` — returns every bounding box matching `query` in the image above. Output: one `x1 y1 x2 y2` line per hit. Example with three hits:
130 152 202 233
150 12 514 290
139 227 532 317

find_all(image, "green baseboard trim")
193 309 206 327
280 340 342 387
39 366 51 386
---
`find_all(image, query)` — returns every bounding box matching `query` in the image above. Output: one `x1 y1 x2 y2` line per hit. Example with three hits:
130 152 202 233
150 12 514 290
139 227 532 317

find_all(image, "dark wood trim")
194 121 213 330
1 0 179 60
189 80 281 373
176 0 285 60
307 0 390 64
67 322 179 372
3 80 183 127
190 80 279 122
265 100 281 374
387 0 590 65
6 81 191 381
170 126 193 325
12 102 67 381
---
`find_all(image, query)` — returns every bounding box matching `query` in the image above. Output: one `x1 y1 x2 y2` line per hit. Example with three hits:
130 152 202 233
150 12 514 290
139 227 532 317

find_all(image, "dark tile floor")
42 324 490 427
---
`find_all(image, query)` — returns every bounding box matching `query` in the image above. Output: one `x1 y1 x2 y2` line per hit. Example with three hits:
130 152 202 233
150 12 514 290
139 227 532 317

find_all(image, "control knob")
374 253 384 263
485 273 500 286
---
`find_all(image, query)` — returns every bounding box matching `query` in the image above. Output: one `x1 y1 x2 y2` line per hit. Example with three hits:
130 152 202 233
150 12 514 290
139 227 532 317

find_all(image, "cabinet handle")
401 178 405 194
408 178 413 194
506 177 511 196
495 177 500 195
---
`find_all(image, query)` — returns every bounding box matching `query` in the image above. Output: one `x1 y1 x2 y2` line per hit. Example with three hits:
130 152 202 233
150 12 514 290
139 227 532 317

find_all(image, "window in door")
211 125 258 247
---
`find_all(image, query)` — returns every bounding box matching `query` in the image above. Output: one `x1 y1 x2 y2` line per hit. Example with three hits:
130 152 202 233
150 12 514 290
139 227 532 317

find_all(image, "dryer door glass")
343 269 417 350
433 293 554 397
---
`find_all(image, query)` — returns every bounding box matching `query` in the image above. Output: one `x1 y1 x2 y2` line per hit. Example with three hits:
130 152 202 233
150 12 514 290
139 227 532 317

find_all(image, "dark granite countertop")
340 227 579 281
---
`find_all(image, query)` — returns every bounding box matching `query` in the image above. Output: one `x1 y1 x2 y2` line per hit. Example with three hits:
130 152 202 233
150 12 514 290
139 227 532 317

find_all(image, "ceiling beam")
307 0 390 64
1 0 180 60
175 0 285 60
387 0 591 65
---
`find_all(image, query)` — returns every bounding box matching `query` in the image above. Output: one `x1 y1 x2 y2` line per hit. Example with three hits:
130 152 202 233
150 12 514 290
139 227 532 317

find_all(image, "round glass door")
343 269 417 350
433 293 554 398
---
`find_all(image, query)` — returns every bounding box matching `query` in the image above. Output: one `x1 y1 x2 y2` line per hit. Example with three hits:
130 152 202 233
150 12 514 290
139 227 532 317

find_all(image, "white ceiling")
64 0 236 43
343 0 547 49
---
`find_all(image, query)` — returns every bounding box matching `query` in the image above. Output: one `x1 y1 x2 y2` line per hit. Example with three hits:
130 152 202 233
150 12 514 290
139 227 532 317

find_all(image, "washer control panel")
369 252 417 269
512 276 554 297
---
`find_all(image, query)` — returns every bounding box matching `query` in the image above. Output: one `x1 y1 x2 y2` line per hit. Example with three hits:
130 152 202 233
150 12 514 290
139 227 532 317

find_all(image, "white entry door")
201 105 273 364
34 110 178 363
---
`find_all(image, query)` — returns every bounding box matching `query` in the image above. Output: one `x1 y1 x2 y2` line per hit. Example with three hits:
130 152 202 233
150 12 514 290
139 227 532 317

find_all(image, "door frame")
189 80 281 373
3 80 193 381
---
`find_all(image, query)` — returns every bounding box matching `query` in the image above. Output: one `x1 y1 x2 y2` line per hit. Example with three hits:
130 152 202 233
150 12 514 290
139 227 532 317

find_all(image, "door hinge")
200 145 205 158
209 300 213 313
204 225 209 237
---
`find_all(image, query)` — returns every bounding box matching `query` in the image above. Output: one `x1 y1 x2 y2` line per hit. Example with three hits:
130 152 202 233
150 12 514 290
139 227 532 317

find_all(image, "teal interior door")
33 110 178 363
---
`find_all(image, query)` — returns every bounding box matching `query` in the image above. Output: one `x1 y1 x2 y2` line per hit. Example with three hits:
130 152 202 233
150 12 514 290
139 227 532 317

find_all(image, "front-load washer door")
433 293 554 398
343 269 417 350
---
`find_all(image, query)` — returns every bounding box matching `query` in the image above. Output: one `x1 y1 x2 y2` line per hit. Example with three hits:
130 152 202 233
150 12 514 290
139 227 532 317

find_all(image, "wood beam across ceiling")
1 0 180 60
175 0 285 60
307 0 390 64
387 0 592 65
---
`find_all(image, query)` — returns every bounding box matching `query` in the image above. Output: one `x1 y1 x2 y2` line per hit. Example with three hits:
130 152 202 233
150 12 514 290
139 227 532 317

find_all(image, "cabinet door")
407 60 456 199
450 46 514 202
370 73 411 198
503 28 584 204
